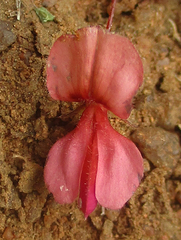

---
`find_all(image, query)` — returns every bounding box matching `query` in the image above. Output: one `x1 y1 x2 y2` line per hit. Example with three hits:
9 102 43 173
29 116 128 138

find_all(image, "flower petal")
47 27 143 119
79 118 98 218
95 107 143 209
44 105 95 204
47 27 99 101
91 29 143 119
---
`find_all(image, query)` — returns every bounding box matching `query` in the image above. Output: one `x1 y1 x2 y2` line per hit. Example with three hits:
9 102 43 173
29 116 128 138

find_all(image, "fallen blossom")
44 26 143 218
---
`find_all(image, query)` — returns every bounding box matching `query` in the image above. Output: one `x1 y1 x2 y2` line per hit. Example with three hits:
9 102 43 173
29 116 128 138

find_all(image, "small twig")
16 0 21 20
177 124 181 131
168 18 181 42
101 207 105 216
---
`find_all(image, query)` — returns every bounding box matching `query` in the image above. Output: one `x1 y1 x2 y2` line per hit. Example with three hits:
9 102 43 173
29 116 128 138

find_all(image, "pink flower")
44 26 143 218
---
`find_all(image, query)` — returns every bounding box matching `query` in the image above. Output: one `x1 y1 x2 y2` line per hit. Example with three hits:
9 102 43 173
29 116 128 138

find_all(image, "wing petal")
95 107 143 209
44 105 95 204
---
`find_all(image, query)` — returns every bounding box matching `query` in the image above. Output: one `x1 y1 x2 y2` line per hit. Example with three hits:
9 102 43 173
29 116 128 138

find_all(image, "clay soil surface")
1 0 181 239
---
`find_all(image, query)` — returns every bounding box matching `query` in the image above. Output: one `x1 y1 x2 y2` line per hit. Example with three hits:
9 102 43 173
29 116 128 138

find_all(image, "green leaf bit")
35 7 55 23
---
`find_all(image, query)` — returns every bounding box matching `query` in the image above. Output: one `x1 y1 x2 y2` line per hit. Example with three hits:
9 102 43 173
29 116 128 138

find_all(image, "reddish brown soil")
0 0 181 239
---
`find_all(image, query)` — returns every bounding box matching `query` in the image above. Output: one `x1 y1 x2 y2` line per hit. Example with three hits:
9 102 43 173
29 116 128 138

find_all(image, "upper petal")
95 106 143 209
47 27 143 119
47 27 99 101
44 105 95 204
90 28 143 119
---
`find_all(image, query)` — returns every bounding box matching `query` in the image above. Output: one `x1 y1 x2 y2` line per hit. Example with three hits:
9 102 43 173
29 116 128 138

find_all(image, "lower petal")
95 108 143 209
44 105 95 204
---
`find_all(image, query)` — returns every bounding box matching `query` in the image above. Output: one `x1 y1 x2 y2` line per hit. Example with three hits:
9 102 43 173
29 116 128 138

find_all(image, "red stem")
106 0 117 31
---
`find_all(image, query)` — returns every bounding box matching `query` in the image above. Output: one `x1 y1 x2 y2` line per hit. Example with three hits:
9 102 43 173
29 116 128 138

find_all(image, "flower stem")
106 0 117 31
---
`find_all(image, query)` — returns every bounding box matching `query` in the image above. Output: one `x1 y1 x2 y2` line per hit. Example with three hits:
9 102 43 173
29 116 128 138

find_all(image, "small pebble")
90 216 103 230
100 219 114 240
132 127 180 173
0 21 16 52
156 57 170 67
105 209 120 222
173 163 181 177
19 51 32 65
42 0 57 7
175 191 181 204
2 227 15 240
144 225 155 237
